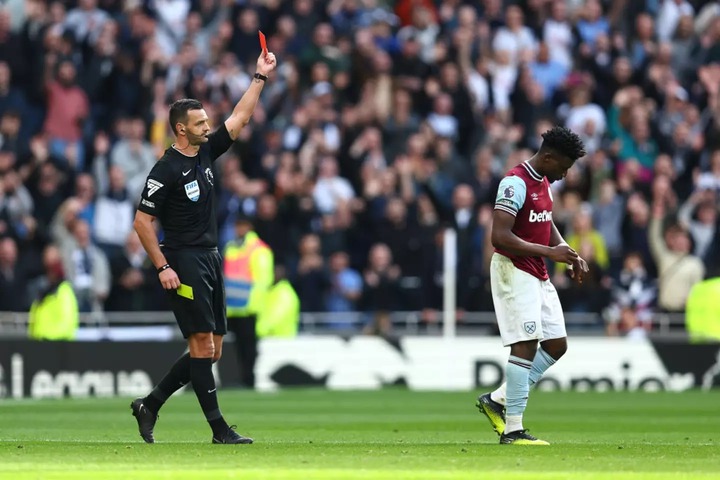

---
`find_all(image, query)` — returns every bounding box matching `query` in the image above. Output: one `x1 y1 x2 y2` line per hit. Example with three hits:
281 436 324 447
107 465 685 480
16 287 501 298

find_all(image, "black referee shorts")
162 247 227 339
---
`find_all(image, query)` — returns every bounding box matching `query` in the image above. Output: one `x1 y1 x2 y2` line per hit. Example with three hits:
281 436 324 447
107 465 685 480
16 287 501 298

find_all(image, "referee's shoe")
212 425 254 444
130 398 158 444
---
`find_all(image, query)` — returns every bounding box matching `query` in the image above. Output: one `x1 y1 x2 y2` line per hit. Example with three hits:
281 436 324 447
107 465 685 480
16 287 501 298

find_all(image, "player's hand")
159 267 180 290
256 52 277 76
548 244 579 265
569 257 590 284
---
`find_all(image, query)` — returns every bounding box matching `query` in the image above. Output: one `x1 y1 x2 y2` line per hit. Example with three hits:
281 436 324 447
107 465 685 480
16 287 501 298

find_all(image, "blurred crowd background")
0 0 719 336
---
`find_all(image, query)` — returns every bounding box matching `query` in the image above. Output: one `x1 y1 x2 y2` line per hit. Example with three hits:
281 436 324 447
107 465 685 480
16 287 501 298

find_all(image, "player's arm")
223 52 277 140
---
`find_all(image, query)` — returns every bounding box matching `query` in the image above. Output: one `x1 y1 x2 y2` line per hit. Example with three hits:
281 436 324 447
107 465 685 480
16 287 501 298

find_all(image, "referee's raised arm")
223 52 277 141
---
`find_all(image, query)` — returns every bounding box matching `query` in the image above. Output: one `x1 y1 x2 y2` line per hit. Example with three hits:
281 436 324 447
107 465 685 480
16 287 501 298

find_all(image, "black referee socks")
189 357 229 436
144 353 192 415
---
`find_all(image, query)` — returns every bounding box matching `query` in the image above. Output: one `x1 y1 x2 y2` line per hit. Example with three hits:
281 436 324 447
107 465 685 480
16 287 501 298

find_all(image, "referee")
130 51 277 444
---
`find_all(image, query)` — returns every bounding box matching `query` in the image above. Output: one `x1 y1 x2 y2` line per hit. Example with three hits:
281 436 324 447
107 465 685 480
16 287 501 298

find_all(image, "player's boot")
212 425 254 444
130 398 158 444
476 393 506 436
499 429 550 445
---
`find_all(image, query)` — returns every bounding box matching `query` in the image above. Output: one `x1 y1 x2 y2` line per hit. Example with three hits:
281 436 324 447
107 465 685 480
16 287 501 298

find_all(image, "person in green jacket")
257 265 300 338
686 277 720 342
28 245 79 341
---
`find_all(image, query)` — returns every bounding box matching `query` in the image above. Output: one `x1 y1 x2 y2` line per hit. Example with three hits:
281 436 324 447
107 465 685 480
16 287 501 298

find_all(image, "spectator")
593 179 624 270
657 0 694 42
397 6 439 65
326 250 362 314
543 1 574 70
491 5 536 67
0 237 28 311
313 156 355 215
678 189 717 261
575 0 610 50
0 62 26 124
106 231 166 312
649 202 705 314
529 43 569 102
604 252 656 338
60 219 110 313
63 0 109 48
293 233 327 312
555 206 609 293
93 165 135 257
42 58 89 171
110 117 156 202
361 243 400 336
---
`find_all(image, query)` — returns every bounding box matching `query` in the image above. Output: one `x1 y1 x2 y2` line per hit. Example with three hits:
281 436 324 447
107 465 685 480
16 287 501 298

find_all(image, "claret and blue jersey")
494 161 555 281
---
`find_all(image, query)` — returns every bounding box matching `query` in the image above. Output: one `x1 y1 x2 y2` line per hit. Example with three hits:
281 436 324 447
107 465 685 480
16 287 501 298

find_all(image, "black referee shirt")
137 123 234 250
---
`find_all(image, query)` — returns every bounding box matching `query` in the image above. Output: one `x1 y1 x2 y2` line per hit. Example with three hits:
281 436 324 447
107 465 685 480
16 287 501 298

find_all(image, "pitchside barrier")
0 337 718 399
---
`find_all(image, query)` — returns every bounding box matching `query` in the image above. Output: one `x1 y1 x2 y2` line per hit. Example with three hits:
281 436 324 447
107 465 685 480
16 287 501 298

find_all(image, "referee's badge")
185 180 200 202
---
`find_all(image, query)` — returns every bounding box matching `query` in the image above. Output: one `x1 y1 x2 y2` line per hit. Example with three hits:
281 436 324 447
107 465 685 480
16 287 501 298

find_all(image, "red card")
258 31 268 54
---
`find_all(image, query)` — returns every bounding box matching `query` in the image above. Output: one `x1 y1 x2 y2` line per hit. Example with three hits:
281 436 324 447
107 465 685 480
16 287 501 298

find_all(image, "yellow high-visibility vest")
257 280 300 338
686 277 720 342
28 281 79 340
223 231 273 316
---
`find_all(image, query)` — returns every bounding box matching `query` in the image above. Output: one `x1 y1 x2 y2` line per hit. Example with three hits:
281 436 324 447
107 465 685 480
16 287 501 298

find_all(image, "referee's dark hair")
169 99 204 135
540 126 586 161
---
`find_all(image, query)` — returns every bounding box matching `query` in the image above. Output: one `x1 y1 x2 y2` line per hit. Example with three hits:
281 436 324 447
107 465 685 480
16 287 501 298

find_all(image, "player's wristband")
254 72 268 82
157 264 171 274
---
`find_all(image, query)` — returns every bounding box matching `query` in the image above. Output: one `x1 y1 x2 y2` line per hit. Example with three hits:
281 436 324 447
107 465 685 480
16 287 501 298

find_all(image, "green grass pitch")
1 389 719 479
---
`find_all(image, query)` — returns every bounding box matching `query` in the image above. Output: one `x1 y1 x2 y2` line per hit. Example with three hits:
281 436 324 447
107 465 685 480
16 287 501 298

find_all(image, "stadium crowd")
0 0 719 336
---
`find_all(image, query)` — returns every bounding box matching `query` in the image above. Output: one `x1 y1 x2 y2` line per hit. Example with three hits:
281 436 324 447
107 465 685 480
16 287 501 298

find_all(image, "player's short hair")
169 99 204 135
540 126 586 161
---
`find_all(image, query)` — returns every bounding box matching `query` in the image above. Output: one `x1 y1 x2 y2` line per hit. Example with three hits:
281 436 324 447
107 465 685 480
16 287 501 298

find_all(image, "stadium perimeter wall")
0 338 719 399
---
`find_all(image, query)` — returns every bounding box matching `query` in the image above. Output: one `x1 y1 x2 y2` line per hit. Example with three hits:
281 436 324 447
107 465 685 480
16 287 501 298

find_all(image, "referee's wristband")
254 72 268 82
157 264 171 274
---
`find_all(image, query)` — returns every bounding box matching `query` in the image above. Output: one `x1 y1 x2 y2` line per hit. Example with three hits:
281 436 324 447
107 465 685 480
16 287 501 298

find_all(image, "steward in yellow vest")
28 245 80 340
223 215 273 388
686 277 720 342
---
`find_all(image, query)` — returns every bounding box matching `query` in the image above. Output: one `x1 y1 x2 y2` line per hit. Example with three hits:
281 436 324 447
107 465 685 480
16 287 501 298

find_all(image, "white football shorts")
490 253 566 347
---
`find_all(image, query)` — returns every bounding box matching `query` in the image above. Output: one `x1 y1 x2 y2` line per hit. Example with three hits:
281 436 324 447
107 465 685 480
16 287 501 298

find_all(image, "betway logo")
529 210 552 222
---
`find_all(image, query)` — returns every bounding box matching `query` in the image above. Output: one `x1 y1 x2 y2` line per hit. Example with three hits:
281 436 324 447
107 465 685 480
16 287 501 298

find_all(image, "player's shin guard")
504 355 532 434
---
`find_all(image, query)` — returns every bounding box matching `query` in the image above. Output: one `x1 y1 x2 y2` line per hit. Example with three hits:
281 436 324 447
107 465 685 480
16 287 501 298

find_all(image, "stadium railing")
0 310 688 339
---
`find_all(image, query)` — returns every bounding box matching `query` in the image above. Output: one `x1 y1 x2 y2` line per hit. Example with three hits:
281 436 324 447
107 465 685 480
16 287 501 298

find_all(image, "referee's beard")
186 132 209 145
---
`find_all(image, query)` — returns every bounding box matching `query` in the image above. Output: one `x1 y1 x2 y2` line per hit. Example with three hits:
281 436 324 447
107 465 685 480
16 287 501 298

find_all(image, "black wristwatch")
157 264 171 274
254 72 268 82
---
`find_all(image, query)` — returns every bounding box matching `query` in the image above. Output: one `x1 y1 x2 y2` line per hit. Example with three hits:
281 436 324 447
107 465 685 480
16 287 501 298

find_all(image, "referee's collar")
170 144 199 158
